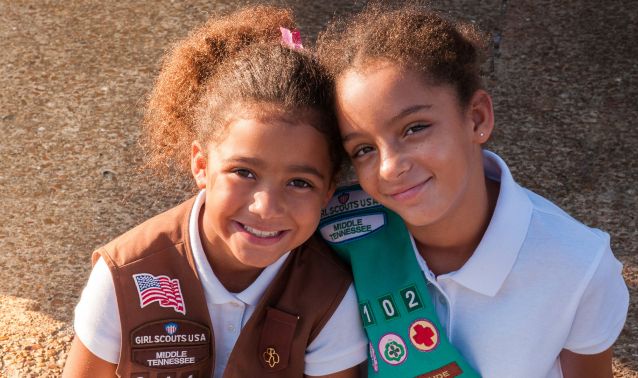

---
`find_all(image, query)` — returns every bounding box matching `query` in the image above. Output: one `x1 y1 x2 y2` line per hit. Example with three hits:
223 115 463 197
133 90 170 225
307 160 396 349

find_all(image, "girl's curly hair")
317 2 489 107
142 5 341 179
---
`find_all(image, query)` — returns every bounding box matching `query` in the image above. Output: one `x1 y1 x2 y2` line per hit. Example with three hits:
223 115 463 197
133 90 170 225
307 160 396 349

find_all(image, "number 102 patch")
359 284 425 326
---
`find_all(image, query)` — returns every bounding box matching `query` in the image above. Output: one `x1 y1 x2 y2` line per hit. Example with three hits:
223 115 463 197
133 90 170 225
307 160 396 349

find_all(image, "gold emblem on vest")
263 347 280 368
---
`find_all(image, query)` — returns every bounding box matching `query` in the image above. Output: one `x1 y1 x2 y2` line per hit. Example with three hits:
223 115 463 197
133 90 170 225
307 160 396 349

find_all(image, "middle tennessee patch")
130 319 211 369
319 213 386 244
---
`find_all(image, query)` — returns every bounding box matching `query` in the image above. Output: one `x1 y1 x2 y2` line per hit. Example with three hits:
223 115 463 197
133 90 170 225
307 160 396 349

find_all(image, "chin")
396 208 438 228
237 252 282 269
236 256 270 269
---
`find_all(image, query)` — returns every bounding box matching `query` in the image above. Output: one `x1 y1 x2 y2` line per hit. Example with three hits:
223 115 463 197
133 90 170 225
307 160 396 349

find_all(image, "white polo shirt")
74 190 367 377
413 151 629 378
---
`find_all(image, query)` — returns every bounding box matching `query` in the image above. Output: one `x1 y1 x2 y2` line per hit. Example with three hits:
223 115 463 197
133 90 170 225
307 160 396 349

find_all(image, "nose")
379 145 410 181
248 188 285 219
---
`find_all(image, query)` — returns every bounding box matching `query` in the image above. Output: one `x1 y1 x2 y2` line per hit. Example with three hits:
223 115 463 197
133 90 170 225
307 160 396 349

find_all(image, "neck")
198 207 263 293
409 174 500 277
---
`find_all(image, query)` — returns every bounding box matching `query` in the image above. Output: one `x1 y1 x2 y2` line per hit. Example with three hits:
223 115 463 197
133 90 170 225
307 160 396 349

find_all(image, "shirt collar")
188 189 290 305
438 150 533 296
235 253 289 305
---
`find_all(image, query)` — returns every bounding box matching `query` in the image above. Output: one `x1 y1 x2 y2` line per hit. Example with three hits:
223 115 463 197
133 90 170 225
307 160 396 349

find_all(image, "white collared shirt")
74 191 367 377
413 151 629 378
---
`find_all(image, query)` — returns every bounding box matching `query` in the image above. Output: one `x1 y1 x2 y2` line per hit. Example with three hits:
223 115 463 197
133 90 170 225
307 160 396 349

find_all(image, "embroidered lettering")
131 321 210 368
131 320 210 347
416 362 463 378
134 346 207 368
320 213 385 243
146 350 196 366
321 189 380 219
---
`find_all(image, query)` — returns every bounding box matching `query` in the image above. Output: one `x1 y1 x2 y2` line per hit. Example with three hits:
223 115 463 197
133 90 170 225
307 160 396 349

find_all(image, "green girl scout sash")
318 185 480 378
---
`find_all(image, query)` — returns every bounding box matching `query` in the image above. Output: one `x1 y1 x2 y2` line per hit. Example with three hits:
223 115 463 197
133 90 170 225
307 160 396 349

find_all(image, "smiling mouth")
388 178 431 201
242 224 283 238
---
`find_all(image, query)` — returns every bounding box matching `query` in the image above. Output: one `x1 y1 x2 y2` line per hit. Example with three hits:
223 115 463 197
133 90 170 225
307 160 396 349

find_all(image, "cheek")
206 183 246 215
214 176 251 198
291 196 324 225
352 163 379 193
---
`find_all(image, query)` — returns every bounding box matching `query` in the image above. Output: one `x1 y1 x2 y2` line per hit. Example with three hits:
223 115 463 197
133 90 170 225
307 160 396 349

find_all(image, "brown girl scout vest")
93 196 352 378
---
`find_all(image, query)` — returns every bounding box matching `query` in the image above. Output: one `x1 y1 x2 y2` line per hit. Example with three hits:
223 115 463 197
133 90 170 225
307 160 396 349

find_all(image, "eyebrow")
342 104 432 142
389 104 432 124
225 156 264 167
288 164 326 180
224 157 326 180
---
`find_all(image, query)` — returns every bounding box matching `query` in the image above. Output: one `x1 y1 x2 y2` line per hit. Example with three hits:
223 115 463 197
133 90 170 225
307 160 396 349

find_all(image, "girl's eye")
352 145 375 158
233 168 255 179
289 179 313 189
405 123 430 135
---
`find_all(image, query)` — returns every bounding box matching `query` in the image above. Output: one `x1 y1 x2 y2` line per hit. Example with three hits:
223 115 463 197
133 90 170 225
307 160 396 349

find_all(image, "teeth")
243 225 280 238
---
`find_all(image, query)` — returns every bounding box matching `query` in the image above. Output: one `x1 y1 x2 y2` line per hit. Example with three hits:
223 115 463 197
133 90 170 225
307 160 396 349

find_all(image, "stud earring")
479 132 485 137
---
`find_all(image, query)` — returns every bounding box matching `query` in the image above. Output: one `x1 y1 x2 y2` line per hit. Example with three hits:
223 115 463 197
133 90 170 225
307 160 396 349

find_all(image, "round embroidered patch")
378 333 407 365
369 342 379 372
408 319 440 352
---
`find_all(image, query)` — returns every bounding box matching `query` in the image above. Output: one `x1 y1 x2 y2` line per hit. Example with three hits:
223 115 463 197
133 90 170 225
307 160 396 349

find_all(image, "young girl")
316 4 629 378
62 6 367 378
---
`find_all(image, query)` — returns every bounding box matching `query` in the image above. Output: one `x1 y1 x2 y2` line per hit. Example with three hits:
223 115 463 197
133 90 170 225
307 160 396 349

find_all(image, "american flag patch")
133 273 186 315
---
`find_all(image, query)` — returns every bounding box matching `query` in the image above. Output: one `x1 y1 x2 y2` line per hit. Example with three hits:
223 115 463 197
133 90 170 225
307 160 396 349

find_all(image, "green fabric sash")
318 185 480 378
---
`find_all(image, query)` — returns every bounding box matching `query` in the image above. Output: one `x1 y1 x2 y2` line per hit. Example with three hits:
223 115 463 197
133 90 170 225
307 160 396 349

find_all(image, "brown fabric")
223 235 351 378
93 196 352 378
416 362 464 378
257 308 299 371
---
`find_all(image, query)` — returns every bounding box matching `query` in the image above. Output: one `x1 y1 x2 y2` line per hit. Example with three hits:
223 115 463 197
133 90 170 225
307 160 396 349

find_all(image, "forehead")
212 115 331 163
212 102 325 142
335 64 458 118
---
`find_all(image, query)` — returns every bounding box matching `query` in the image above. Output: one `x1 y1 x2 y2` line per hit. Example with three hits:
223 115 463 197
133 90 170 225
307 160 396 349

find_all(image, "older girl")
317 4 628 377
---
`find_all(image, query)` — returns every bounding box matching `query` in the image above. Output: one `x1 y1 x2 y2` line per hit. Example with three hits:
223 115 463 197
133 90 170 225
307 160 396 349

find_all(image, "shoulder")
486 150 611 279
304 283 368 376
295 234 353 277
516 188 613 290
73 257 121 363
285 234 353 301
524 188 609 260
94 197 197 267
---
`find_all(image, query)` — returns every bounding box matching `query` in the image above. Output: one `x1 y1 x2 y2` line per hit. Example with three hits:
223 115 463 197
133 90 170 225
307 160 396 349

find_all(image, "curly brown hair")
317 2 489 107
142 5 342 180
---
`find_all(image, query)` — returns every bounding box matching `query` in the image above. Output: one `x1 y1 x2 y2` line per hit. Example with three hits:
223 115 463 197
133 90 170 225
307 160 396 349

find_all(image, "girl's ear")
191 141 208 189
468 89 495 144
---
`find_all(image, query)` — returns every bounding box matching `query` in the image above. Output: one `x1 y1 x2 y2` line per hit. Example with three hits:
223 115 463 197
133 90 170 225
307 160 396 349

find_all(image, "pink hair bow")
280 27 303 49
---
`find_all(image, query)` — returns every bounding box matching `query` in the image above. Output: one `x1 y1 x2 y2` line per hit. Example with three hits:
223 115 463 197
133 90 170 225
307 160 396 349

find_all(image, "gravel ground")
0 0 635 377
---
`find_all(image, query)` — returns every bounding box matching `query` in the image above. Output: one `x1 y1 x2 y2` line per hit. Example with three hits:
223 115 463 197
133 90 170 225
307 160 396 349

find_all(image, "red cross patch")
408 319 439 352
